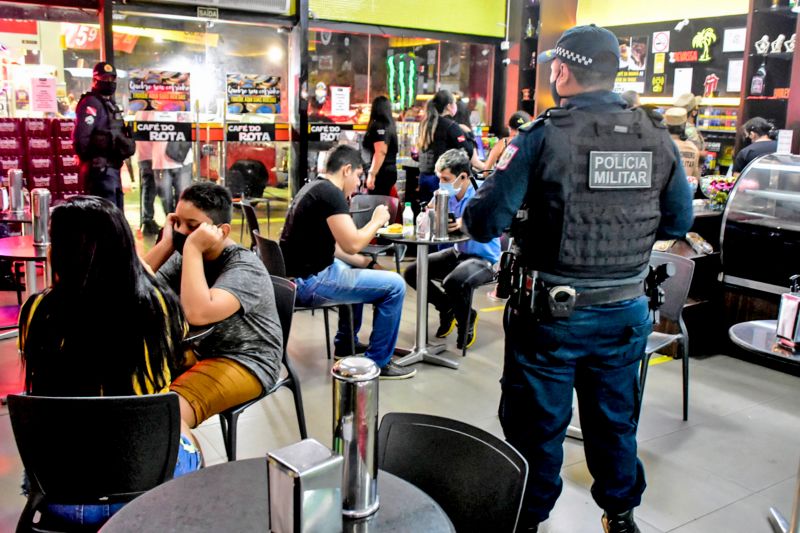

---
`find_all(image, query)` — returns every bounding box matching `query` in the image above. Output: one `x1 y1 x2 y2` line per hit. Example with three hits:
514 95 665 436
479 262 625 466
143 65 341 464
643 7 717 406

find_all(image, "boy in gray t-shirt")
144 182 282 428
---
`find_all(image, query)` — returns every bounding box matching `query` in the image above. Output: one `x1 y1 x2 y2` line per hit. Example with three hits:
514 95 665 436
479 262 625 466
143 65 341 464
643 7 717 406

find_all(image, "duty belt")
569 282 645 307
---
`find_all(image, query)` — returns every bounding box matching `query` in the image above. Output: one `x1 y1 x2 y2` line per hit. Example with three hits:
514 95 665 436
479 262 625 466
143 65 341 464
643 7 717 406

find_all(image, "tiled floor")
0 206 797 531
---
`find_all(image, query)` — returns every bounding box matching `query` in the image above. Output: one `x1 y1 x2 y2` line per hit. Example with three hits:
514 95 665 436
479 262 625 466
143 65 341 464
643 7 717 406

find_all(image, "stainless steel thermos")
331 357 380 518
31 188 50 245
9 169 23 215
433 188 450 241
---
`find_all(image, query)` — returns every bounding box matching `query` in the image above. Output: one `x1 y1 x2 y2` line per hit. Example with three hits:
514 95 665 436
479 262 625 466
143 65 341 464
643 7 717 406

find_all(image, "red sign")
669 50 699 63
0 19 37 35
62 24 139 54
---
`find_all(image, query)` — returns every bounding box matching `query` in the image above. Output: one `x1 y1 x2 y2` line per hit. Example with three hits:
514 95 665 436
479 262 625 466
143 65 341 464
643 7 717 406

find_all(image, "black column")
99 0 114 64
491 42 507 137
294 0 309 195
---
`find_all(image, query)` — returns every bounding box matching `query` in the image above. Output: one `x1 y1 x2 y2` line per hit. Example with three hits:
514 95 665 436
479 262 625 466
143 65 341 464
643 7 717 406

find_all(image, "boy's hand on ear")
185 222 224 253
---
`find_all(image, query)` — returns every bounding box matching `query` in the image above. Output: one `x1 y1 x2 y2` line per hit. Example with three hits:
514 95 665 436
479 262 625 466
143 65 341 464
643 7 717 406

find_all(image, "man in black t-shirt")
280 145 414 379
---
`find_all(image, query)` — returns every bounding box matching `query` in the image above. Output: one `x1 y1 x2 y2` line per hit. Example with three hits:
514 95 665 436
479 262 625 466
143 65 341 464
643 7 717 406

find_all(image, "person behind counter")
463 24 693 533
417 90 476 203
484 111 531 170
364 95 399 196
733 117 777 176
18 196 202 527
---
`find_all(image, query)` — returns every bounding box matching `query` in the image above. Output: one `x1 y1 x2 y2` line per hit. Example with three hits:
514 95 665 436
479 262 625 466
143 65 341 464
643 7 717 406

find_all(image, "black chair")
350 194 402 273
640 250 695 422
378 412 528 533
239 200 261 251
8 393 181 533
218 275 308 461
251 231 354 360
458 233 511 357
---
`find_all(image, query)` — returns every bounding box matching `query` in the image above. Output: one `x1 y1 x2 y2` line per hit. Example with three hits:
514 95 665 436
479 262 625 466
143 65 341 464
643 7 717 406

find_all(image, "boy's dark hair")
180 182 233 224
326 144 362 174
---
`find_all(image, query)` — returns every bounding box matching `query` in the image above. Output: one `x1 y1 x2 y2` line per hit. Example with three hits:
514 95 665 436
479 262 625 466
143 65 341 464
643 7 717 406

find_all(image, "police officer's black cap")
538 24 621 74
93 62 117 78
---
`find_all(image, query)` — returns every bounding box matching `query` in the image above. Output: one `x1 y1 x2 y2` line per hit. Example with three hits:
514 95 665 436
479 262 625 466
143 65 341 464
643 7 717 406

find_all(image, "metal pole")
415 242 429 350
195 99 201 180
99 0 114 64
221 99 227 186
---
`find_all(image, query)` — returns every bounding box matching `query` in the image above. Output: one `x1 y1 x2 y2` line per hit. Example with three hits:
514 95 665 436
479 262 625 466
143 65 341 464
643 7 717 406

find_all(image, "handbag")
165 141 191 163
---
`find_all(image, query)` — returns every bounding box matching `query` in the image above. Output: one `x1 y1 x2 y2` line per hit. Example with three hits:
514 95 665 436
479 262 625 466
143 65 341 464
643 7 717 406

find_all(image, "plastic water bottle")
402 202 414 239
416 208 430 240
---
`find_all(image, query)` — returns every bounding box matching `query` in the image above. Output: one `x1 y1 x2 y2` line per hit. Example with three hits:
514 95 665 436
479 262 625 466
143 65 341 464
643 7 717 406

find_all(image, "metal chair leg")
462 287 475 357
284 359 309 439
637 351 654 422
323 308 331 360
219 410 240 462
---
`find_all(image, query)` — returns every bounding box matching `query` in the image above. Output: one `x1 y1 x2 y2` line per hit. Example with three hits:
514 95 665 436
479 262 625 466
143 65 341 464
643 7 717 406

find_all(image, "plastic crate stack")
0 119 23 186
51 119 81 198
23 118 56 193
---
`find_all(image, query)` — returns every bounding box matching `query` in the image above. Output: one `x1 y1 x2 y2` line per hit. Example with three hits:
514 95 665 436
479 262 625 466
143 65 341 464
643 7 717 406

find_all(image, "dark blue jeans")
140 159 156 223
499 296 651 525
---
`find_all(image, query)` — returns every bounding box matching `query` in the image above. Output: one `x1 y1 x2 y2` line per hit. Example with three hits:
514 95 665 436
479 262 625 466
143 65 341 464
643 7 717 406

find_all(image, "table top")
101 458 454 533
0 235 48 261
729 320 800 362
0 209 32 223
378 231 470 246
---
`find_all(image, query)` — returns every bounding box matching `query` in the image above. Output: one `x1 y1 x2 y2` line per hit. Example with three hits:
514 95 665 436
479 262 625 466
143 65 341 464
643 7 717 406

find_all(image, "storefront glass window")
0 11 102 118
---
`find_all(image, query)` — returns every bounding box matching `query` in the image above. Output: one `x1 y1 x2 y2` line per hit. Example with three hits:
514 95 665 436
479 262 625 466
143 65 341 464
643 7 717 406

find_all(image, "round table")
0 235 48 297
0 209 32 225
728 320 800 363
101 459 454 533
380 232 470 370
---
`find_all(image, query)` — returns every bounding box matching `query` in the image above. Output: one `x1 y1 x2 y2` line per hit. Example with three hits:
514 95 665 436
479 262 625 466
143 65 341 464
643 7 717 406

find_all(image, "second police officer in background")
462 25 693 533
73 62 136 210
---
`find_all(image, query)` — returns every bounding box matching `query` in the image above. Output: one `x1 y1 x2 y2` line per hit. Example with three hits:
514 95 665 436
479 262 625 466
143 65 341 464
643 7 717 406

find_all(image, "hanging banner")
127 70 191 112
615 35 649 93
226 74 281 114
131 121 192 142
226 123 276 142
308 122 366 143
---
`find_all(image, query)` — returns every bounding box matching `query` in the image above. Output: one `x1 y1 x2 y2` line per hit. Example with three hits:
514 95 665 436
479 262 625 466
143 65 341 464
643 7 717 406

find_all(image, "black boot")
602 510 641 533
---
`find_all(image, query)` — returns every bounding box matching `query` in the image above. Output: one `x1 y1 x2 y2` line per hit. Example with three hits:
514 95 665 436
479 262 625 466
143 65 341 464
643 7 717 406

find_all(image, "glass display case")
721 153 800 294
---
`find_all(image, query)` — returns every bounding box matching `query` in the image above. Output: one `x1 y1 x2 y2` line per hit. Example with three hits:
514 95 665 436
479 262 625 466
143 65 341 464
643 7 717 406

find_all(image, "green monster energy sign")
387 53 417 111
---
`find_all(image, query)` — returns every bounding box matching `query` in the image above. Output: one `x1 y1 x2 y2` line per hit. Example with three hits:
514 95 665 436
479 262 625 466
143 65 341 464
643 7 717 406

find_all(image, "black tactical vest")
519 107 677 280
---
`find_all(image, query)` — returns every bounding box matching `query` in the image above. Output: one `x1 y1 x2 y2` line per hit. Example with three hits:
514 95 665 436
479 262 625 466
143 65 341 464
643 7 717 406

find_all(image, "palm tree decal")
692 28 717 62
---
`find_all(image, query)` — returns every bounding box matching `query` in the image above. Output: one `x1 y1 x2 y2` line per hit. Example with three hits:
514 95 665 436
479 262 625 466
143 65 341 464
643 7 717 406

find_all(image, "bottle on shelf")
750 61 767 97
525 18 534 38
772 0 780 9
402 202 414 238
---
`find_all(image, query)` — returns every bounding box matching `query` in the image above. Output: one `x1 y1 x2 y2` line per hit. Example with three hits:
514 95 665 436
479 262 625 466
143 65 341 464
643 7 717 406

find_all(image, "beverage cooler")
721 153 800 295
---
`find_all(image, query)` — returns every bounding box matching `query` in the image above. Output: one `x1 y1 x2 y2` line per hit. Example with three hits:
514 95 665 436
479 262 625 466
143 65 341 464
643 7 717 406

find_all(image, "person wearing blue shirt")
403 149 501 350
462 25 693 533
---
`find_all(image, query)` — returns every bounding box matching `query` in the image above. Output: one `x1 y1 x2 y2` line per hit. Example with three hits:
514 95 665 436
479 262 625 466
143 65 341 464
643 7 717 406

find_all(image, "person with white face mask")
403 149 501 350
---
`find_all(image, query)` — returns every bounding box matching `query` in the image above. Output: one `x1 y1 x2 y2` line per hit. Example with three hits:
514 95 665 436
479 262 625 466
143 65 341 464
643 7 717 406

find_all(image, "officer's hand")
371 204 391 226
448 217 462 233
185 223 224 254
161 213 177 246
366 174 376 191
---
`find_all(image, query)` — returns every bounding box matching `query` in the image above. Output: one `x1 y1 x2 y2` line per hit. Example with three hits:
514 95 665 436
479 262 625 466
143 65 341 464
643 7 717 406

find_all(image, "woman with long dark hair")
484 111 531 170
733 117 777 176
418 90 475 203
363 95 399 196
18 196 201 527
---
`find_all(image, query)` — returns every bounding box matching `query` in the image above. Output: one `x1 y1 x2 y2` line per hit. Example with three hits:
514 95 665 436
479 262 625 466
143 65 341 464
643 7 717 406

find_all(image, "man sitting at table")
144 182 284 428
403 149 501 349
279 144 414 380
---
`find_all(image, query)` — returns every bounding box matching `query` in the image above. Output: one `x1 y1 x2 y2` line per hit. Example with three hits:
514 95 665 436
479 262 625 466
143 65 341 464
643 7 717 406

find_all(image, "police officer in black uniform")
462 25 693 533
73 62 135 210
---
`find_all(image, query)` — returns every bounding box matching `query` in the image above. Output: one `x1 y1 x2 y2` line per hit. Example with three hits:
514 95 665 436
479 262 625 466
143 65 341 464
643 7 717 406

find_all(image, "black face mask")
172 228 188 255
95 80 117 96
550 79 562 107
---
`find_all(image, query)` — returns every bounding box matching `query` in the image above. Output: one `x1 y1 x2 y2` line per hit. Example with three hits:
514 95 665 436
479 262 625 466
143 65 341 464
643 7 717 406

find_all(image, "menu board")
226 74 281 114
128 70 191 112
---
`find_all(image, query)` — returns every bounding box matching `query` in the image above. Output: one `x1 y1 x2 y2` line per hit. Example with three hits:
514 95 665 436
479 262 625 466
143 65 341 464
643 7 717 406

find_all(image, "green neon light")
407 58 416 109
387 56 396 106
398 55 406 110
